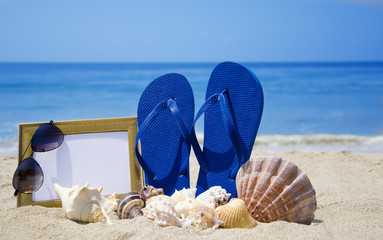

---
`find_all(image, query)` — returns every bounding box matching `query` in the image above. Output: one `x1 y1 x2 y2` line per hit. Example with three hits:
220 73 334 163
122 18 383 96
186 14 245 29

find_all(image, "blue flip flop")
135 73 194 195
192 62 264 197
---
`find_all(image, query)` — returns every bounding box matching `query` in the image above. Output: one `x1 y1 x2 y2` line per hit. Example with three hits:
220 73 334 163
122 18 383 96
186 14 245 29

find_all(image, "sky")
0 0 382 62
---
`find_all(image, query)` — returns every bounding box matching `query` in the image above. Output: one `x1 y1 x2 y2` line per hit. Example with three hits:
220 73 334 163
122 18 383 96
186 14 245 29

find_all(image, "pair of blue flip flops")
135 62 264 197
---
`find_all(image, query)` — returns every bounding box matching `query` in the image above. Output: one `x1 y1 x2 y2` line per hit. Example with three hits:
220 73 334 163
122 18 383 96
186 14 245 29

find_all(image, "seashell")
236 156 317 225
140 184 164 201
171 188 197 202
174 198 208 219
81 203 110 223
216 198 257 228
142 195 181 227
196 186 231 208
53 182 117 223
117 192 144 219
186 207 223 229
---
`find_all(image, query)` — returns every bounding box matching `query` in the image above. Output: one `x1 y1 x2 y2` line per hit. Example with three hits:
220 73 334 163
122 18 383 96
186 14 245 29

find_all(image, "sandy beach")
1 150 383 240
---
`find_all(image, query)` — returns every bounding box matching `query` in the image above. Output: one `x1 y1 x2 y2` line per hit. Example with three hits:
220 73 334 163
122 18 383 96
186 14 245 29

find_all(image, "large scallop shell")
216 198 257 228
236 156 317 225
117 192 144 219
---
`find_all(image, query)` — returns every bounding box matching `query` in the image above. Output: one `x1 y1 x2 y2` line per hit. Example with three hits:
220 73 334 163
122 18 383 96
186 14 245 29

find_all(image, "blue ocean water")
1 62 382 155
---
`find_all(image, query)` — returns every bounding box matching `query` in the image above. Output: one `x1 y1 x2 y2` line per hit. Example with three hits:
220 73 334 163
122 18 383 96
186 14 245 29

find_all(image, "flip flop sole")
196 62 263 197
137 73 194 195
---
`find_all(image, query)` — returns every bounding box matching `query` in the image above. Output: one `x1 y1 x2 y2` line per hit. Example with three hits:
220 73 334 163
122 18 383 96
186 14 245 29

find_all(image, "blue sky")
0 0 382 62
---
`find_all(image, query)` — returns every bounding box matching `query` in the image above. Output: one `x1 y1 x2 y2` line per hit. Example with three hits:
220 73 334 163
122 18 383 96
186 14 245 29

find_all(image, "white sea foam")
1 134 382 157
195 134 383 154
254 134 383 153
0 137 18 156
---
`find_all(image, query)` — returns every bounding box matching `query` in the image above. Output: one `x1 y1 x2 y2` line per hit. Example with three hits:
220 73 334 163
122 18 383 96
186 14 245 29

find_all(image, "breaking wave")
196 133 383 154
1 134 382 157
253 134 383 153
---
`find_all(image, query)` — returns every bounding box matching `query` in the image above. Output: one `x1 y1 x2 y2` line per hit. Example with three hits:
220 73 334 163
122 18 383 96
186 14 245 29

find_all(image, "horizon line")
0 60 382 65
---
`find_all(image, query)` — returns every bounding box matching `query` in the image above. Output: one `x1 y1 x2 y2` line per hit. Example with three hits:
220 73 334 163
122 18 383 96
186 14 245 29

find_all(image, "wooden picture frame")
16 117 143 207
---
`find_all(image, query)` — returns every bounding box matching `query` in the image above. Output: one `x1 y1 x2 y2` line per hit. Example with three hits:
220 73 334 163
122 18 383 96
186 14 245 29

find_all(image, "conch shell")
186 207 223 229
216 198 257 228
142 195 181 227
53 183 117 223
171 188 197 202
196 186 231 208
236 156 317 225
174 198 208 219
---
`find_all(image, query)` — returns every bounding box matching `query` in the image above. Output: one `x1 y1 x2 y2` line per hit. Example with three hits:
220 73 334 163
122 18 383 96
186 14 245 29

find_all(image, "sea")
1 62 382 156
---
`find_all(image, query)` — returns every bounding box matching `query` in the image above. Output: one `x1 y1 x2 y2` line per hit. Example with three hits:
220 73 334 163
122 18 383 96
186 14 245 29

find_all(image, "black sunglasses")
13 120 64 195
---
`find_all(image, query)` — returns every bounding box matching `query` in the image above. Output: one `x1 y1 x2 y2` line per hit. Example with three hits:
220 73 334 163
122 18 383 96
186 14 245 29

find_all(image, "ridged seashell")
142 195 181 227
171 188 197 202
140 184 164 201
236 157 317 225
53 182 117 223
216 198 257 228
186 207 223 229
196 186 231 208
117 192 144 219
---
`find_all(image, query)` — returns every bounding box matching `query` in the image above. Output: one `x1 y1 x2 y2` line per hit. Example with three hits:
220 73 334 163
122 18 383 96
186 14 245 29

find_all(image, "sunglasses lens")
31 123 64 152
12 157 44 194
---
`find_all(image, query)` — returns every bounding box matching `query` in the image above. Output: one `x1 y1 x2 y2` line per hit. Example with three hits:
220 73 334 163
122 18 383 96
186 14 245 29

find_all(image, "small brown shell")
140 184 164 201
116 192 144 219
236 156 317 225
216 198 257 228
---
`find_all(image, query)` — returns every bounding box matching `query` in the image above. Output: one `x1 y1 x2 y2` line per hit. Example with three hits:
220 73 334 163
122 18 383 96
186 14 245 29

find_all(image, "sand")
1 150 383 240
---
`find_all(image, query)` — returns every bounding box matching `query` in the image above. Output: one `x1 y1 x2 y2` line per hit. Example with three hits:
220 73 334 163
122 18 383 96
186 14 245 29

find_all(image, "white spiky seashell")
142 195 181 227
196 186 231 208
175 198 208 219
184 207 223 229
216 198 257 228
171 188 197 202
53 182 117 224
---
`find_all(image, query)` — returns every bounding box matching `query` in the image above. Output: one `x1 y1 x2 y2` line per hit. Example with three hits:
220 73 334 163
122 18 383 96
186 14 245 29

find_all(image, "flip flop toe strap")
191 90 244 179
135 99 191 180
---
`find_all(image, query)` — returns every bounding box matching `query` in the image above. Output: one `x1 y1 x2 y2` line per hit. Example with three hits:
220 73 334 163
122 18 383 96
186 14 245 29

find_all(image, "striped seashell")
216 198 257 228
236 156 317 225
140 184 164 201
117 192 145 219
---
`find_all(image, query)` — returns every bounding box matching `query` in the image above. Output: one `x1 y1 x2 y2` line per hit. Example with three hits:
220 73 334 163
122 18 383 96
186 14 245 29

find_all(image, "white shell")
175 198 208 219
142 195 181 227
184 207 223 229
196 186 231 208
171 188 197 202
53 183 117 223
